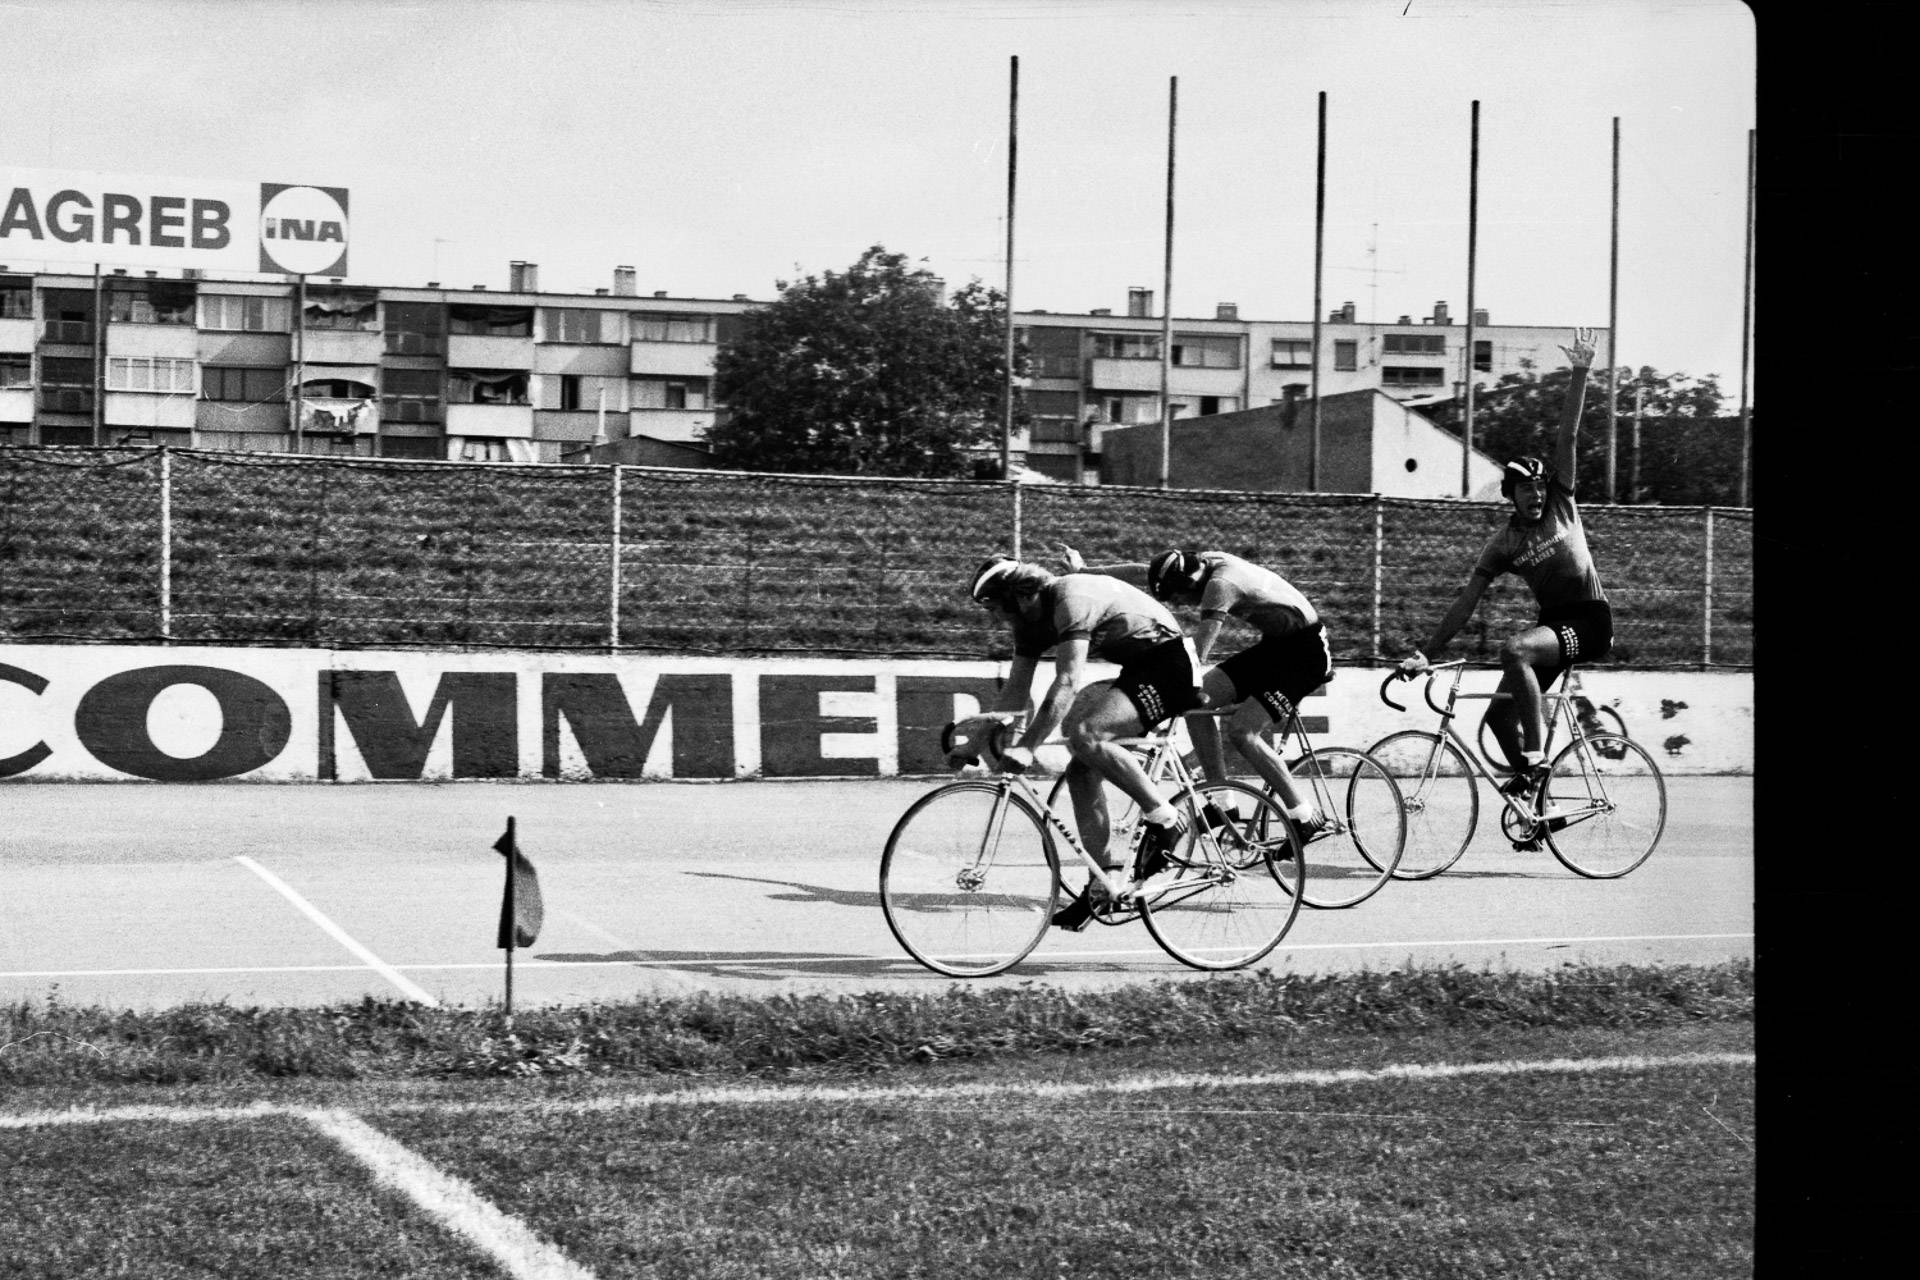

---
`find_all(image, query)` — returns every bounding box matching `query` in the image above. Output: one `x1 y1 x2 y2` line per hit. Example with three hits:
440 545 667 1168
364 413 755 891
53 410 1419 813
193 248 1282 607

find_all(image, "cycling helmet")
1500 456 1549 499
1147 549 1208 600
969 556 1051 605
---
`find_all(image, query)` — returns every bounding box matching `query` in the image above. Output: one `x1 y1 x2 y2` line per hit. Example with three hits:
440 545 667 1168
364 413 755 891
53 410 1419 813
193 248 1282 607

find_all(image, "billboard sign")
0 166 349 276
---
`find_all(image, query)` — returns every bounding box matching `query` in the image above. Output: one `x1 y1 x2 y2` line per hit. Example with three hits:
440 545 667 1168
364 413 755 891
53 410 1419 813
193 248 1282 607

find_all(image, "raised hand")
1560 327 1597 370
1055 542 1086 572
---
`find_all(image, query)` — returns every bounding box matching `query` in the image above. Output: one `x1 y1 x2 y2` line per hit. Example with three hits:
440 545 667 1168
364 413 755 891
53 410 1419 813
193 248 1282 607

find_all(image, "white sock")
1520 751 1545 770
1142 804 1179 826
1284 801 1314 821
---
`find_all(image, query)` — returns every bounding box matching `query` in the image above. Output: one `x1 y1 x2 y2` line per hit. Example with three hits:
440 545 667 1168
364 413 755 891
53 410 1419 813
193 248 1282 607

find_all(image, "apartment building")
0 263 1597 478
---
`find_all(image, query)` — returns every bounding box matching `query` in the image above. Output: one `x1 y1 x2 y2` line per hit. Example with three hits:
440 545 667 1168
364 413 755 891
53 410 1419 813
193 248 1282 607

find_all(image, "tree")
1433 362 1750 506
707 246 1025 477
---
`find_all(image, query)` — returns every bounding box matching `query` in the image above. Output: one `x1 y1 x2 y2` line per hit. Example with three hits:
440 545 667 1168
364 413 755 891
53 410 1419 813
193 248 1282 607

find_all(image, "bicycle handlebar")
1381 660 1468 718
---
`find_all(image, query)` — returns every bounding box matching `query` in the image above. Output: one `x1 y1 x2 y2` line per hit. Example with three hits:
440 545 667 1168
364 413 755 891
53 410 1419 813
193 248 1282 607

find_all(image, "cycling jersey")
1471 476 1607 609
1011 573 1182 664
1194 551 1318 637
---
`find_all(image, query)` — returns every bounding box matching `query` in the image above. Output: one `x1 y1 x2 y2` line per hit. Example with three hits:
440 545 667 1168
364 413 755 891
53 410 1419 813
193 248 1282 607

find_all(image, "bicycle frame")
1383 662 1611 829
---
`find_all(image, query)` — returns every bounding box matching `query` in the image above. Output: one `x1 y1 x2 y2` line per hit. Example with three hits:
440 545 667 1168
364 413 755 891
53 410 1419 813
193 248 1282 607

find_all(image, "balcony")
446 403 534 439
42 319 94 346
299 328 383 365
0 386 32 421
628 341 716 377
448 333 535 369
38 387 94 415
105 391 198 431
0 317 34 352
624 408 713 444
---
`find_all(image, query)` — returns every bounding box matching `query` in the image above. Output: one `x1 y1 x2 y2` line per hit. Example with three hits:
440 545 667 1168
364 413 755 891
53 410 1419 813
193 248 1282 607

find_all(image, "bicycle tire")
879 781 1060 977
1140 780 1302 970
1046 769 1144 873
1282 746 1408 909
1365 730 1479 880
1588 705 1631 759
1476 716 1520 777
1542 732 1667 878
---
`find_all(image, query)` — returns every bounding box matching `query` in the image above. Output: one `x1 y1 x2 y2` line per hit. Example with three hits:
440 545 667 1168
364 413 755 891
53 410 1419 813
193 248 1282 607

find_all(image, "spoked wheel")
1366 730 1479 879
1282 747 1407 909
879 782 1060 977
1541 733 1668 878
1138 781 1302 971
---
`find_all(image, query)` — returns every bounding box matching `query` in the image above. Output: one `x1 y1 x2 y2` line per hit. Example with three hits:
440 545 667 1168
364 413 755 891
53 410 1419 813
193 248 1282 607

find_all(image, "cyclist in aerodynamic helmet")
966 553 1205 930
1398 328 1613 802
1059 545 1334 844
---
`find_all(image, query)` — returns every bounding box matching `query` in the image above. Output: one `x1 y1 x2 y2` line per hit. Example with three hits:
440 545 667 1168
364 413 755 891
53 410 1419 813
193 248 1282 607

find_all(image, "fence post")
1010 479 1024 560
159 447 173 641
1701 506 1715 667
1371 495 1384 662
608 464 623 651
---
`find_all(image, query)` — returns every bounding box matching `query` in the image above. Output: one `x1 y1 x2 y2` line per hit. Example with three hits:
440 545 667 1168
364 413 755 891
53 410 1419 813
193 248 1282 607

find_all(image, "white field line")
0 931 1756 981
303 1108 598 1280
0 1051 1755 1130
231 855 439 1005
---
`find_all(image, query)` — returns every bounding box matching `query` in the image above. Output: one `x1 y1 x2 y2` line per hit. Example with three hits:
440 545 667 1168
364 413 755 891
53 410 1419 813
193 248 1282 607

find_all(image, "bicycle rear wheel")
1283 747 1407 909
880 782 1059 977
1366 730 1479 879
1542 733 1667 878
1140 781 1301 971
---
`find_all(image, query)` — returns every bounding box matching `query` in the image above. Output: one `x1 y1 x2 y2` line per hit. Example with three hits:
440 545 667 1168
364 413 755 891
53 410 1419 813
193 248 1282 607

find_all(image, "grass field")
2 962 1754 1279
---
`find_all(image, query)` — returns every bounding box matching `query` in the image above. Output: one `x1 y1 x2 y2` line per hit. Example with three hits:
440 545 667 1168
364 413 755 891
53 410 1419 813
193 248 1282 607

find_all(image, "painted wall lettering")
72 665 291 781
542 672 734 778
322 670 517 779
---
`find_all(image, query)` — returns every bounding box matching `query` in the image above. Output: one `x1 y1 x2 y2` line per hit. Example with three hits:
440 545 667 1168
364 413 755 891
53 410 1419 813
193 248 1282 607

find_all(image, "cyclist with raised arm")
1060 545 1333 844
1398 328 1612 802
968 555 1205 930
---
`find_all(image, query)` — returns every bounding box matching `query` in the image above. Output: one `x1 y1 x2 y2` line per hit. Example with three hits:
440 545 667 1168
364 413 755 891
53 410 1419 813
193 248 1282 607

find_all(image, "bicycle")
1156 708 1407 910
880 715 1304 977
1476 666 1630 772
1368 661 1667 880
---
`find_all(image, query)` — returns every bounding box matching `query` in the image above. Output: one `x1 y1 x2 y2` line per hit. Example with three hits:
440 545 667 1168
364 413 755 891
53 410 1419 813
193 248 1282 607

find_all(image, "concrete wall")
0 644 1752 781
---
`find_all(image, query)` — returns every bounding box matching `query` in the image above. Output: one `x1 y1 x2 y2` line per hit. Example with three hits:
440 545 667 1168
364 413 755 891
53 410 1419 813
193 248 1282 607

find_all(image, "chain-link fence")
0 446 1752 668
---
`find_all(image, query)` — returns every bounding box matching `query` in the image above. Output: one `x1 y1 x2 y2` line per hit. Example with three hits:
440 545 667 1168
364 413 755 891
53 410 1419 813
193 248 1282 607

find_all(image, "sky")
6 0 1755 397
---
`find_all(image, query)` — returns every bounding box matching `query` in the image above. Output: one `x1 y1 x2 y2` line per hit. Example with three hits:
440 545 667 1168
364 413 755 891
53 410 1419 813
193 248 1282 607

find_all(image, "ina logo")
258 184 349 275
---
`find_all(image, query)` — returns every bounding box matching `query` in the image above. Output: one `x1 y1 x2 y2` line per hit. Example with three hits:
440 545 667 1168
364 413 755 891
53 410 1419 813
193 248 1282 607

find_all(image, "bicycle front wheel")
1367 730 1479 879
1140 781 1302 971
1284 747 1407 909
1542 733 1667 878
880 782 1060 977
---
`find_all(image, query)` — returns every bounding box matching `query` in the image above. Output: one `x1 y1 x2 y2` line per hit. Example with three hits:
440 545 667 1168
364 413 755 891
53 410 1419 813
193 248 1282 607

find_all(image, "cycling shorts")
1111 637 1204 730
1214 622 1335 725
1537 600 1614 686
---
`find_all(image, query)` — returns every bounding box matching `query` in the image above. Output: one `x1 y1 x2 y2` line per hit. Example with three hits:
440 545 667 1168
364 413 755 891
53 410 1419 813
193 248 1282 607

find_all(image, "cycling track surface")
0 777 1752 1009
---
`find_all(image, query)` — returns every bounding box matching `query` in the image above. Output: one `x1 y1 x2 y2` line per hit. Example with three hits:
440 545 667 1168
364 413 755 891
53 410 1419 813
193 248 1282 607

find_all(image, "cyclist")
1060 545 1333 843
1398 328 1611 803
968 555 1205 930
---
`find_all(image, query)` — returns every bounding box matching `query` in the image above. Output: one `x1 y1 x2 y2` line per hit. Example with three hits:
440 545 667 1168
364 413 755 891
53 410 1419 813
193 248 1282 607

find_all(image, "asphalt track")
0 777 1752 1009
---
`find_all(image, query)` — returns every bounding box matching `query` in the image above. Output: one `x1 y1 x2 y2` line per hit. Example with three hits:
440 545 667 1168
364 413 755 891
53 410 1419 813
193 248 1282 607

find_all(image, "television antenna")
1330 223 1405 322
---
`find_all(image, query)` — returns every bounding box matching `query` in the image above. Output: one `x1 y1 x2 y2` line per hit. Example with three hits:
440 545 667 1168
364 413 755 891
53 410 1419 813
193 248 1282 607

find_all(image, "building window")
379 436 443 460
202 366 286 402
448 370 529 405
1333 340 1358 371
1270 339 1310 368
1172 334 1239 368
1022 326 1082 378
1 354 30 387
302 289 379 331
1474 339 1493 372
632 312 714 343
1382 333 1446 355
384 301 445 356
106 356 196 393
1092 332 1160 360
632 376 709 410
1100 393 1160 425
107 283 196 325
200 294 291 332
1197 395 1238 415
544 308 606 344
382 367 442 422
1028 417 1080 445
40 356 91 386
0 279 30 319
1381 366 1446 387
448 305 533 336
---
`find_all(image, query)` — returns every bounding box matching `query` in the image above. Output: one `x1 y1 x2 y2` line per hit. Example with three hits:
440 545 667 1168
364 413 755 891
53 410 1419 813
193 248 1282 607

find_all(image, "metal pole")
92 264 104 447
608 465 622 650
1310 91 1326 493
293 275 307 454
1462 101 1479 497
502 815 516 1022
1371 495 1384 660
1159 75 1176 490
1630 382 1644 503
1702 508 1715 666
1607 117 1620 502
159 446 172 638
1003 54 1018 481
1739 127 1754 507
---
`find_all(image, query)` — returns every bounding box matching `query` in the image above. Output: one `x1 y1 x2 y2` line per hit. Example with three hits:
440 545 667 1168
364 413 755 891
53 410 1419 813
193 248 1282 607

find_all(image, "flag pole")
1002 54 1018 483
